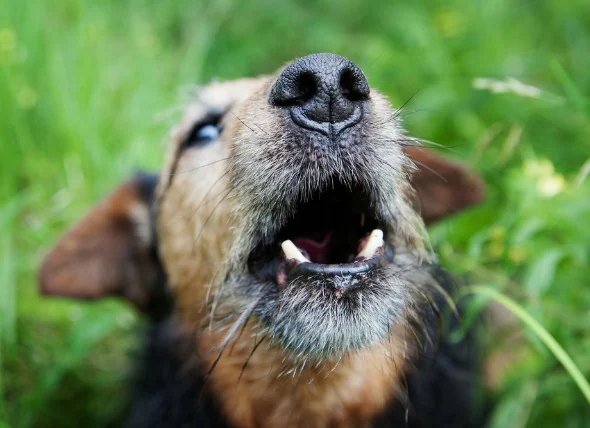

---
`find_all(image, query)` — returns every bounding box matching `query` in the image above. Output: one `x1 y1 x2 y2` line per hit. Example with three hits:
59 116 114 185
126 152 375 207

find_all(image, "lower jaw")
254 271 406 358
275 243 395 292
288 252 389 276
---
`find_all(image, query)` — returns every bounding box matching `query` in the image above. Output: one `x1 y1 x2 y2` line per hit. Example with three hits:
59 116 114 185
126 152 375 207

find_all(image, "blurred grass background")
1 0 589 426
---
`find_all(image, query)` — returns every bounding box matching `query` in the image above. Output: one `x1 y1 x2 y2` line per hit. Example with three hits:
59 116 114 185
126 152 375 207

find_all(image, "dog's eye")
184 122 222 148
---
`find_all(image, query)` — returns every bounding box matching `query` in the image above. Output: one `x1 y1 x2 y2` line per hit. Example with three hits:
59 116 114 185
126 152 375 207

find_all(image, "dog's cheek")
157 154 236 316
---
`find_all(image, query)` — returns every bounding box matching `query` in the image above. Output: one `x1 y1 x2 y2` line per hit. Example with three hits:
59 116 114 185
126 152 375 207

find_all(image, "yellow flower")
522 159 566 198
508 247 527 264
488 241 504 258
537 174 565 198
489 226 506 241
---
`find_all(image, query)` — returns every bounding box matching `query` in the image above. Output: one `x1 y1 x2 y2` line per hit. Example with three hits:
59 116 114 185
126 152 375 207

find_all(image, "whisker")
374 133 459 151
192 186 236 253
294 357 308 385
229 111 268 136
391 90 421 121
229 111 260 136
428 279 459 320
190 169 231 219
204 267 223 313
209 270 251 331
239 335 265 381
229 311 253 356
397 142 431 149
398 136 447 149
411 159 448 183
208 276 226 331
397 108 434 118
206 296 261 379
323 355 343 379
168 156 234 176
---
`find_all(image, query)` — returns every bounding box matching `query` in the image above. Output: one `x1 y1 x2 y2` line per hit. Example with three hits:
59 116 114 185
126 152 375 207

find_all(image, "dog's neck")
197 324 409 428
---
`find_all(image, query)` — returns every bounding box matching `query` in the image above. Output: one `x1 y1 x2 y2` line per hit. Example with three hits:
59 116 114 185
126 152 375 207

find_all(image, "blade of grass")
0 341 5 426
0 236 15 347
550 59 588 113
575 159 590 187
460 285 590 404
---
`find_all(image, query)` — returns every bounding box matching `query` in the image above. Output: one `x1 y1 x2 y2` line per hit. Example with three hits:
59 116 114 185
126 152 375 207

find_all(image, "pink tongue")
293 232 333 264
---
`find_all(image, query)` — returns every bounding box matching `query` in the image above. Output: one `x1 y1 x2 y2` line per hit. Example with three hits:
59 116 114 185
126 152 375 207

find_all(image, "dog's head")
39 54 484 360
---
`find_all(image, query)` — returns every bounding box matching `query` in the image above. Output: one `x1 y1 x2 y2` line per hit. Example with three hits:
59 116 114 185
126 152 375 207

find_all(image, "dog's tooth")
281 240 311 263
356 229 384 259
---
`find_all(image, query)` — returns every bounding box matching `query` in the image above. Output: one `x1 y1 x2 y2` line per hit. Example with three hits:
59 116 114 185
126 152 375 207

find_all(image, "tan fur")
154 74 483 426
155 77 412 425
40 62 485 426
157 79 266 318
198 324 409 428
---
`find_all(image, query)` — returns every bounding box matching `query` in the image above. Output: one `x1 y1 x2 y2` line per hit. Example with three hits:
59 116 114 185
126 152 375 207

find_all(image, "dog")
39 53 486 427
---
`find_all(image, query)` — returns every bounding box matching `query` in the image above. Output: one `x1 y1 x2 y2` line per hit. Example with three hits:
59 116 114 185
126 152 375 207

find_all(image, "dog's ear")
38 173 168 314
405 147 485 224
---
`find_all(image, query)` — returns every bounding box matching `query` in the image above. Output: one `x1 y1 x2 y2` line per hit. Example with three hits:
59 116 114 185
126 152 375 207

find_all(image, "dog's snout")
269 53 369 139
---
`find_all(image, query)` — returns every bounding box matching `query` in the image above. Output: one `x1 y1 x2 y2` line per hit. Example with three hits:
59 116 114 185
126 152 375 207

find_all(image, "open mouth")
248 181 393 293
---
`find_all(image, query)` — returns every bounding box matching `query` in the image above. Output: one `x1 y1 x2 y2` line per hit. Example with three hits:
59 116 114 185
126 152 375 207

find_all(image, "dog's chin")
238 176 419 359
253 265 411 360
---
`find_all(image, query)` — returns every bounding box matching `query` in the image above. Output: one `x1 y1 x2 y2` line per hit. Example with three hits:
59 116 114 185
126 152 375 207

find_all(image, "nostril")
292 71 317 105
269 53 370 134
271 71 318 107
339 67 370 102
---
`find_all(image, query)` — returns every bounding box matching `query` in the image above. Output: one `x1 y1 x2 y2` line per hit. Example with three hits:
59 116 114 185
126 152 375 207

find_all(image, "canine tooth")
356 229 384 259
281 240 311 263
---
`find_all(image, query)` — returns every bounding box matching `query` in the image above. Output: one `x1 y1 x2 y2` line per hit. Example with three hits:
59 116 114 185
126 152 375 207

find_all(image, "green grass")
1 0 589 426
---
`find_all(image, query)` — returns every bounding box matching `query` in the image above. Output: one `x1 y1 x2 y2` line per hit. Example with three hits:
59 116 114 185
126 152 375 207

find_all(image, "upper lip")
289 104 364 140
247 180 392 286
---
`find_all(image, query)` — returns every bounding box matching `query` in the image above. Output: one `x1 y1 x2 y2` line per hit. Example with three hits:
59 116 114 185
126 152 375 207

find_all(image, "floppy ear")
38 173 169 315
404 147 485 224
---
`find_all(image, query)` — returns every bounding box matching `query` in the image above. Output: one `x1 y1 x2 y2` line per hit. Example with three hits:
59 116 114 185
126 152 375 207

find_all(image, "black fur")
373 268 485 427
126 267 483 428
126 321 227 428
130 171 482 426
134 172 173 321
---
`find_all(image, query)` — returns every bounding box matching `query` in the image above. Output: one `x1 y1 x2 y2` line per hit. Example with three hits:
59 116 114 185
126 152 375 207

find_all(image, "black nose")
269 53 369 139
